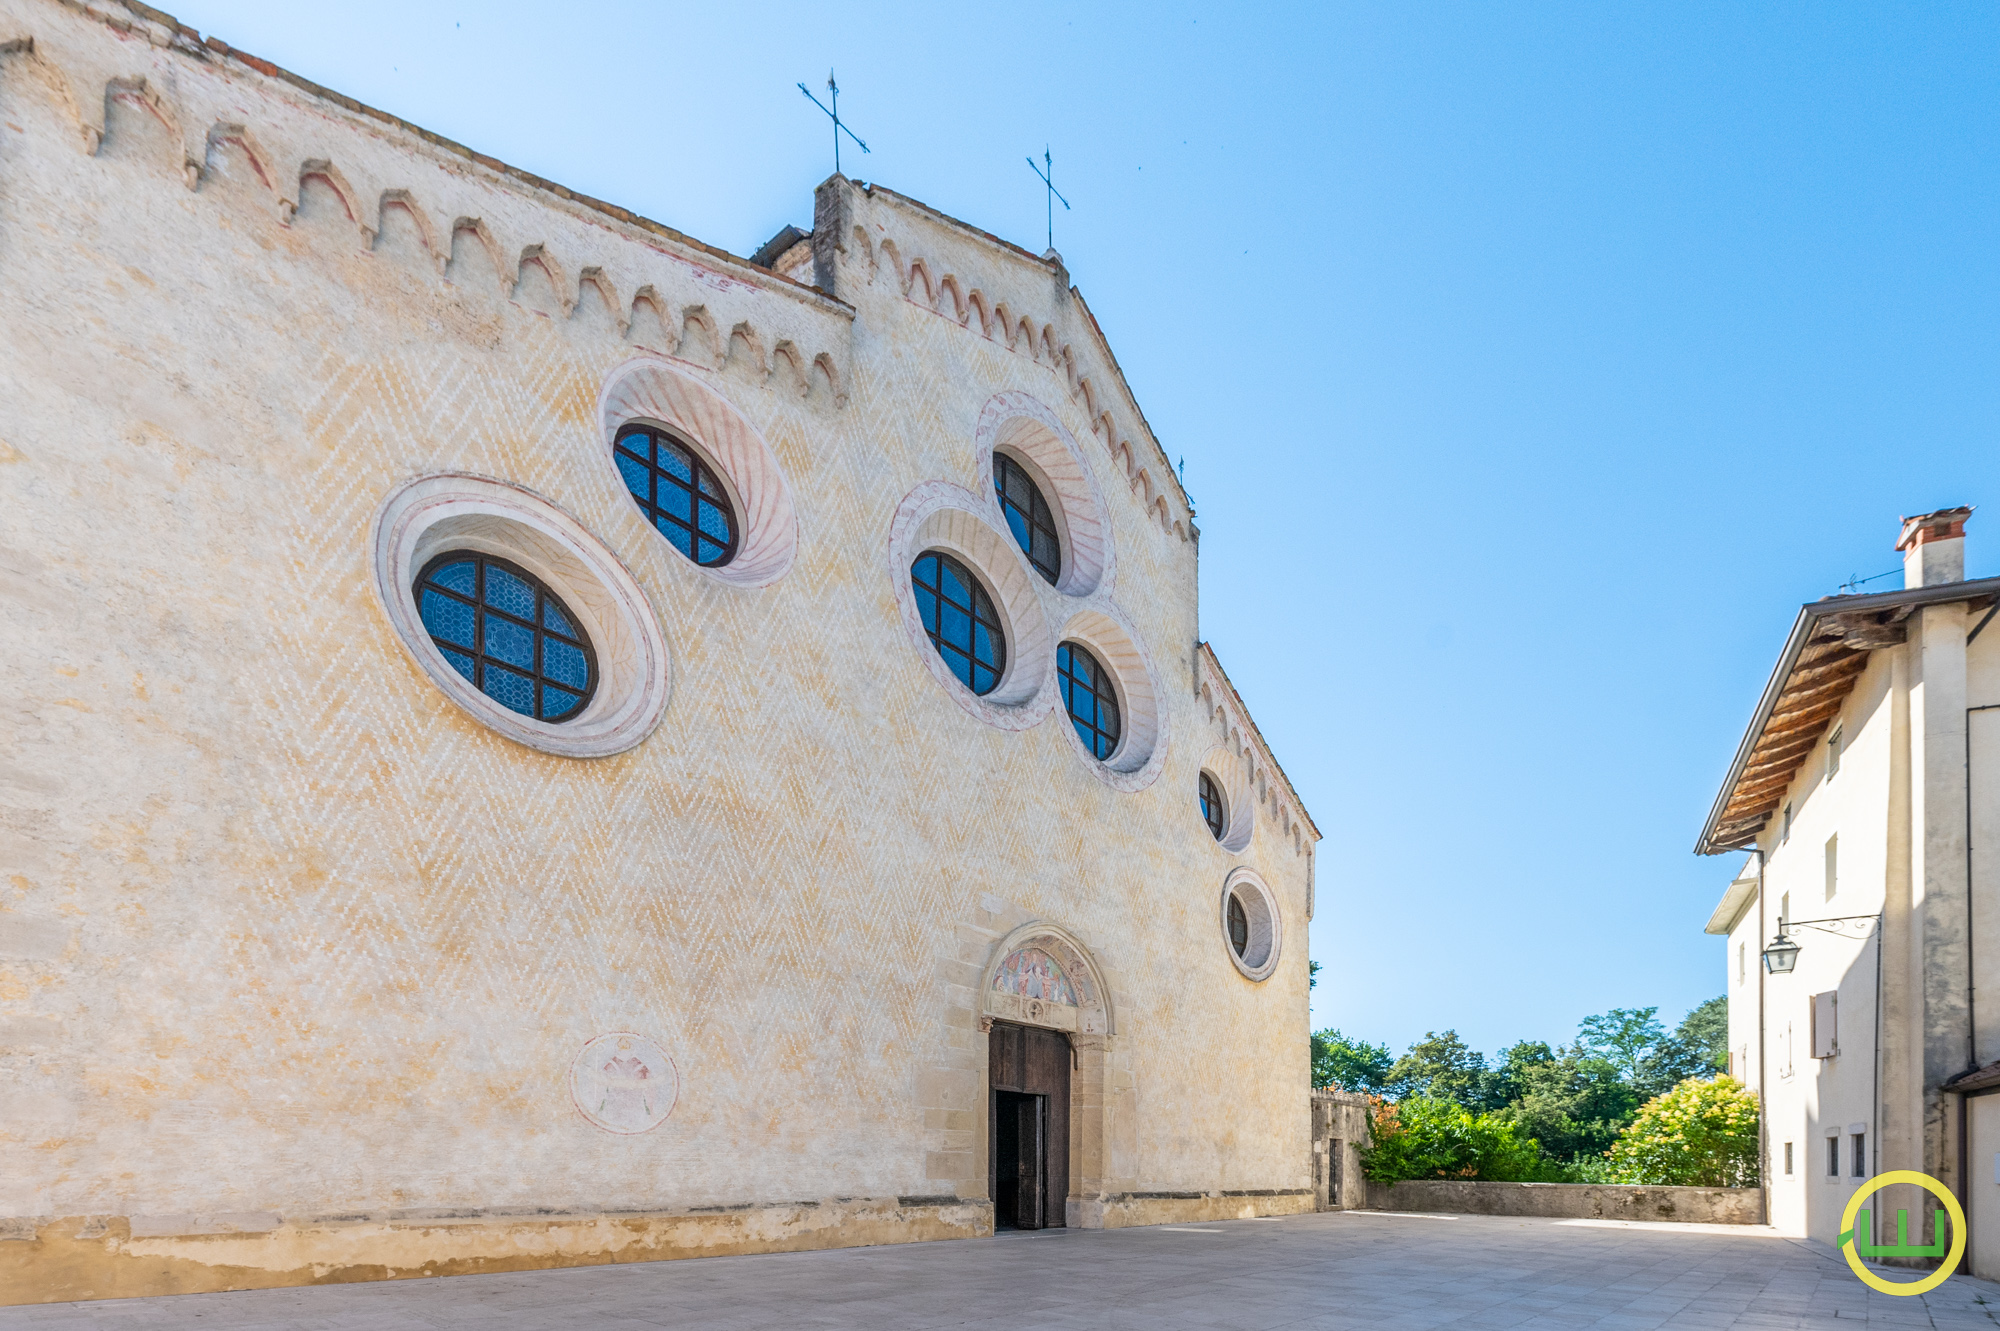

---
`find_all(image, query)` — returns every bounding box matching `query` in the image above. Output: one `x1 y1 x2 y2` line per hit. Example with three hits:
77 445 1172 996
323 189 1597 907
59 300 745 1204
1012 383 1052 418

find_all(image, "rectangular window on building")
1828 1137 1840 1177
1852 1133 1866 1177
1784 1142 1794 1175
1811 991 1838 1058
1783 802 1794 843
1825 834 1839 902
1828 725 1842 780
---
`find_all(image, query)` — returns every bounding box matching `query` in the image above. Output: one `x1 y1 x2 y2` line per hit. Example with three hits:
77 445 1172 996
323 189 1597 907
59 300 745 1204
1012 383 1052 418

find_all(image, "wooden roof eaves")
1196 641 1321 842
1696 575 2000 855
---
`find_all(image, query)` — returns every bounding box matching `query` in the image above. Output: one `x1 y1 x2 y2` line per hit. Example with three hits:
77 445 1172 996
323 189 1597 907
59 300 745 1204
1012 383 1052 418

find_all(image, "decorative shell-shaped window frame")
981 921 1112 1036
1055 603 1168 792
596 356 798 588
888 481 1056 730
371 473 672 758
1221 866 1283 982
1198 743 1255 854
973 391 1114 598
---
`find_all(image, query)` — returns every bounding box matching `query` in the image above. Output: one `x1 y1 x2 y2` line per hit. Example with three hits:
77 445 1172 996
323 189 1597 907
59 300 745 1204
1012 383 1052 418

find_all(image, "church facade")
0 0 1320 1305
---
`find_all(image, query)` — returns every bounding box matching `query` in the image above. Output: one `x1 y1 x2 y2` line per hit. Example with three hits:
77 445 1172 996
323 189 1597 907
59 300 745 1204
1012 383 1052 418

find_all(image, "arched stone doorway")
978 923 1112 1230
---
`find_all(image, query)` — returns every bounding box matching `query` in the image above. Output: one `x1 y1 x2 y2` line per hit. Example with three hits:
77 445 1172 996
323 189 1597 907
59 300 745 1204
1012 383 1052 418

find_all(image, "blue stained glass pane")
938 563 971 604
542 600 576 636
697 499 730 542
655 516 694 559
1071 716 1094 748
659 482 694 523
972 621 997 667
1002 506 1031 554
483 615 535 670
439 646 476 682
483 565 537 620
946 652 975 690
1073 690 1097 728
429 560 476 595
973 664 997 694
482 664 535 715
698 470 726 500
615 431 653 465
917 587 941 633
657 442 694 483
420 589 476 647
542 684 582 719
941 601 972 646
614 450 651 500
544 637 589 689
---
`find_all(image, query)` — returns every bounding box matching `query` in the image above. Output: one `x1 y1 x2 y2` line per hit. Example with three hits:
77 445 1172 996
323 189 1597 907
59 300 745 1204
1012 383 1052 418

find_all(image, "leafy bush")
1358 1095 1557 1183
1604 1076 1760 1187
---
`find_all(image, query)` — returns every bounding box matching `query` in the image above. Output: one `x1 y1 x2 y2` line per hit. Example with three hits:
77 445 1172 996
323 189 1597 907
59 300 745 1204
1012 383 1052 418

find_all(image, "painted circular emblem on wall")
569 1033 679 1135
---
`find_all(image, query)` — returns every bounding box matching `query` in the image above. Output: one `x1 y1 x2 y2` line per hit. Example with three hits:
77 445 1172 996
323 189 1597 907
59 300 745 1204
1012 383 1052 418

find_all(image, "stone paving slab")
7 1210 2000 1329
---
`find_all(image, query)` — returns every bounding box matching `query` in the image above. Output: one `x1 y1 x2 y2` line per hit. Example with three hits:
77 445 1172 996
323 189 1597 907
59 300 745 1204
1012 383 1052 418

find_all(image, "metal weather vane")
798 70 870 177
1027 146 1070 252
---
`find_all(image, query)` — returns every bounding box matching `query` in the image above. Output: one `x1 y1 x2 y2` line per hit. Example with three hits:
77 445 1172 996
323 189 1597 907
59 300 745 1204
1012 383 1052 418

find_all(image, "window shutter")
1811 991 1838 1059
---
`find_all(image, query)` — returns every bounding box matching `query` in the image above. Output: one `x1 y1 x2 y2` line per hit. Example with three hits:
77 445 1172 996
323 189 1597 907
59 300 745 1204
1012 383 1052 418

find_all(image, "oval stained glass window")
613 424 739 567
1057 641 1121 761
1199 772 1226 841
911 551 1006 696
415 552 597 722
994 453 1061 585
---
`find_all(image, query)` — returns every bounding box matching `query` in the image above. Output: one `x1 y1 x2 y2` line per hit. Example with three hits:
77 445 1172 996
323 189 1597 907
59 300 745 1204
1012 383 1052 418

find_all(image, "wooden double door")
988 1021 1070 1229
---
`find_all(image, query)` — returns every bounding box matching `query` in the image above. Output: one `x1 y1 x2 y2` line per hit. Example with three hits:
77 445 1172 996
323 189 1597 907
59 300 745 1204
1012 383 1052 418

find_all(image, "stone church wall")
0 0 1320 1303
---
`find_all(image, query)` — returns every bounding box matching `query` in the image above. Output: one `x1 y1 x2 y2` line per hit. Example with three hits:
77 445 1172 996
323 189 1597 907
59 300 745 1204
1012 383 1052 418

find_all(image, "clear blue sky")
167 1 2000 1061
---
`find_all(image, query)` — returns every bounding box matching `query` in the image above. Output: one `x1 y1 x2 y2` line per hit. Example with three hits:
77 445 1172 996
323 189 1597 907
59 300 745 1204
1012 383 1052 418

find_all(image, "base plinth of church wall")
1070 1189 1316 1229
0 1197 992 1307
1362 1181 1764 1225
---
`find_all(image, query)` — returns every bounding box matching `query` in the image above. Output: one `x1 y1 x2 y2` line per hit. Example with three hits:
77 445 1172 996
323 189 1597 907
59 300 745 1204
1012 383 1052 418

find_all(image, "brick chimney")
1898 506 1973 588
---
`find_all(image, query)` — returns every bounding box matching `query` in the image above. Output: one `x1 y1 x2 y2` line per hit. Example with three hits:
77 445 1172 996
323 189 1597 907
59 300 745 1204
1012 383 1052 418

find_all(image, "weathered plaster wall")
0 0 1319 1303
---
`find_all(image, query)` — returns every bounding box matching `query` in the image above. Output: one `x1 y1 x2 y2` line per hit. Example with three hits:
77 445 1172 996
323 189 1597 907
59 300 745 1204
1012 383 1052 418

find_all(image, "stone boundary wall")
1363 1180 1765 1225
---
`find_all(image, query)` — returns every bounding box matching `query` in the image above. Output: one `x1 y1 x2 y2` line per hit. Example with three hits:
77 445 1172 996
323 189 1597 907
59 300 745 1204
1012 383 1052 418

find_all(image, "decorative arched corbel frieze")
292 158 375 245
0 37 96 155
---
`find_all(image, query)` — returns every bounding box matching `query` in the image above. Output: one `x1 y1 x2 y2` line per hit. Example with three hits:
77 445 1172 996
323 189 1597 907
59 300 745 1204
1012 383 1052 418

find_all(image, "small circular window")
1221 869 1281 980
994 453 1061 585
613 424 739 567
416 551 597 722
1199 772 1226 841
912 551 1007 696
1058 641 1121 761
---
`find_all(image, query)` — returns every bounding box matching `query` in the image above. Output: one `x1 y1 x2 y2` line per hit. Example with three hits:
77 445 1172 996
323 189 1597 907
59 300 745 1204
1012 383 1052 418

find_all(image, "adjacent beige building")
1699 507 2000 1272
0 0 1321 1304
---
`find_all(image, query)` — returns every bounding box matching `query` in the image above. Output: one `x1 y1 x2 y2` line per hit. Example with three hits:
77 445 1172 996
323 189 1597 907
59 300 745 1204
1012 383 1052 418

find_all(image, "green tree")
1632 997 1730 1100
1312 1028 1393 1092
1605 1075 1760 1187
1358 1095 1554 1183
1387 1030 1489 1106
1496 1046 1639 1164
1575 1007 1668 1081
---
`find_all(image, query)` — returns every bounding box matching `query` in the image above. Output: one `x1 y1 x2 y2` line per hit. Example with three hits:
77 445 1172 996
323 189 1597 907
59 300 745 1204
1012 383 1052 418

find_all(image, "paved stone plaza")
7 1210 2000 1330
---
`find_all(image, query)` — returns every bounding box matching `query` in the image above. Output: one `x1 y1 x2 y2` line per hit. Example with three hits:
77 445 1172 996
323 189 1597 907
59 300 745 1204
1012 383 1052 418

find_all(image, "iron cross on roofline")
1027 147 1071 252
798 71 869 177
